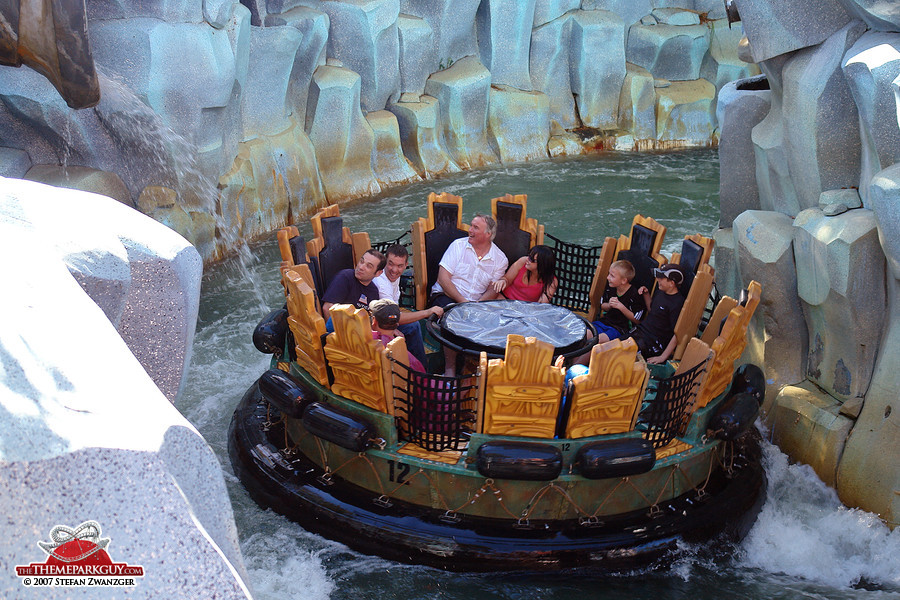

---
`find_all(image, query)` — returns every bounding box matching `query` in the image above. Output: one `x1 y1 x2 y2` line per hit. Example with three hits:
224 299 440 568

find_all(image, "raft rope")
258 383 735 528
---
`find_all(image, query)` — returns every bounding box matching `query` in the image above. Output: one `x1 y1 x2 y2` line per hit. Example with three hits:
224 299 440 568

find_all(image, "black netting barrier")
638 360 708 449
390 360 478 452
371 231 410 255
545 233 603 314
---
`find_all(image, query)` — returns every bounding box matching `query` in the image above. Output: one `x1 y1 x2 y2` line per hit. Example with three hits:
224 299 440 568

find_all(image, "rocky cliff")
0 0 756 261
716 0 900 529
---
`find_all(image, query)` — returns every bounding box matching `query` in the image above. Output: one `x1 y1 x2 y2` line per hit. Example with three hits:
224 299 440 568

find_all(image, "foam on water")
736 437 900 590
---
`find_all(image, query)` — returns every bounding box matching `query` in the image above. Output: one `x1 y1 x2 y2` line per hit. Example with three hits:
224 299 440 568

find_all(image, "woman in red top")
491 245 558 303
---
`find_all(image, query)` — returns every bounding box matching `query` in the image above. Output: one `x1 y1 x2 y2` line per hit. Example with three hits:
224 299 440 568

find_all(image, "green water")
179 149 900 600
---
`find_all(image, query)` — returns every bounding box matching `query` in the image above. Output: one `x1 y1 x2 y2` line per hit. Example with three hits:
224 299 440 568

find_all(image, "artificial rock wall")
0 0 758 262
717 0 900 529
0 178 252 597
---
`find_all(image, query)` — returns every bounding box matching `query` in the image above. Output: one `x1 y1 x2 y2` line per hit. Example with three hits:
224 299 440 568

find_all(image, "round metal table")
426 300 596 359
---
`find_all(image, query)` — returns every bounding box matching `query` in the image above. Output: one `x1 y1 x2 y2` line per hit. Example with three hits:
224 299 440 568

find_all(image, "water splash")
93 67 269 313
736 439 900 590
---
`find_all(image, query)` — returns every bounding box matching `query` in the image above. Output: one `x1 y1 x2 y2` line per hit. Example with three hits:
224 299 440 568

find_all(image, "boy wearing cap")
369 299 426 373
628 264 685 364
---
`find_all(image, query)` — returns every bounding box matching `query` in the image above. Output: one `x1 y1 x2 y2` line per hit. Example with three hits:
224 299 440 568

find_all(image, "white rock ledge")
0 177 252 598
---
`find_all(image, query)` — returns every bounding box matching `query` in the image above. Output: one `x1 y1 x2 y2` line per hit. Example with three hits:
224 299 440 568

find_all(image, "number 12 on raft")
387 460 411 485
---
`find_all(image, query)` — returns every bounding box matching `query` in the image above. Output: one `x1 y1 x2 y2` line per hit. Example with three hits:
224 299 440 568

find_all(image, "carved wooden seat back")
694 281 761 409
283 267 329 387
586 238 619 321
411 192 469 309
564 338 649 439
673 337 716 424
490 194 545 266
616 215 666 292
479 335 565 438
323 304 396 414
672 264 715 361
307 204 372 298
587 215 667 321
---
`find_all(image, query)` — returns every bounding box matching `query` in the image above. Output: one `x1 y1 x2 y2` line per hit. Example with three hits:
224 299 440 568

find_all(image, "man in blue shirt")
322 249 386 329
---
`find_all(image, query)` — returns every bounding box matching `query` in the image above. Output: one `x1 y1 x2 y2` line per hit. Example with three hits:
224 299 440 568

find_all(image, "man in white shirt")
372 244 443 368
428 214 508 375
429 214 508 306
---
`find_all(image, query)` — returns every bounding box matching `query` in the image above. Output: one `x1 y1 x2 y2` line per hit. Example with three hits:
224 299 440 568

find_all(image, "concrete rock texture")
718 8 900 528
1 1 745 262
0 178 250 597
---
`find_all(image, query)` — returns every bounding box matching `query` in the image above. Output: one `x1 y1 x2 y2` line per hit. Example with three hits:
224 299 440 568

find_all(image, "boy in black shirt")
592 259 646 342
629 264 685 364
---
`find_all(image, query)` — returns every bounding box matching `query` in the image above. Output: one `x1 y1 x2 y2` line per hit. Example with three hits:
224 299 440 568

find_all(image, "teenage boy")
373 244 443 367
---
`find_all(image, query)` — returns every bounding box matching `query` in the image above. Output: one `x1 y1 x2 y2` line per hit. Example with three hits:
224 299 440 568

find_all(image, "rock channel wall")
717 0 900 529
0 178 252 597
0 0 758 261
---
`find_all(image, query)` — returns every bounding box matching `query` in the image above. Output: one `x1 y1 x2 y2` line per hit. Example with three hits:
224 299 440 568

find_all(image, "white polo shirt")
432 238 508 302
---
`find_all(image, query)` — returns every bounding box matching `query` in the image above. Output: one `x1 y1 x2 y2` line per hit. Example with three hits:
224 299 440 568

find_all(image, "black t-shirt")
599 283 644 334
322 269 379 309
634 288 684 346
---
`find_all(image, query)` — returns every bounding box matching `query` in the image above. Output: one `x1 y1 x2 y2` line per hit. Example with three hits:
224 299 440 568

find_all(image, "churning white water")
177 150 900 599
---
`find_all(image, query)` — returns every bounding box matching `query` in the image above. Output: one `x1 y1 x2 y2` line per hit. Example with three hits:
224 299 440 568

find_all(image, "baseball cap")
369 298 401 328
652 264 684 284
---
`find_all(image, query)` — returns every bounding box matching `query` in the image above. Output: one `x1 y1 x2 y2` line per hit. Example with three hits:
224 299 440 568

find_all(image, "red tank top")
503 266 543 302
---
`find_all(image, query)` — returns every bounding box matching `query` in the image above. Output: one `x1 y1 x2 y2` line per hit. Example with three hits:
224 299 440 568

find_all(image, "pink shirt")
372 330 425 373
503 266 544 302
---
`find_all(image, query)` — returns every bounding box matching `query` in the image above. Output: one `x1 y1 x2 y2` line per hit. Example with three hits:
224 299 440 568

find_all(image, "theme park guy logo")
15 521 144 588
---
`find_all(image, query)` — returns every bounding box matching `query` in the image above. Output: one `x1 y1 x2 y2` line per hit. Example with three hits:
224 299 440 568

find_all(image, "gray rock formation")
618 63 657 142
781 21 865 211
306 64 381 199
716 75 769 227
793 207 884 401
477 0 536 91
842 31 900 204
571 10 626 130
530 12 579 132
0 178 250 598
1 1 744 262
718 3 900 529
733 0 852 63
397 14 436 97
388 96 461 177
626 18 711 81
733 210 808 406
424 55 497 168
316 0 401 113
487 86 550 163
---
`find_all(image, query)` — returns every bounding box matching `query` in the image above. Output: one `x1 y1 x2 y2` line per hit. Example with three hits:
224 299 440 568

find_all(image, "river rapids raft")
228 195 766 572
